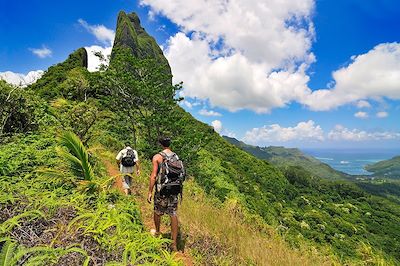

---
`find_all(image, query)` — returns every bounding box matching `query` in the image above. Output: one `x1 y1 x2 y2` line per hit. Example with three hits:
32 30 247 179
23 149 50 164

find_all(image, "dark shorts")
154 192 178 216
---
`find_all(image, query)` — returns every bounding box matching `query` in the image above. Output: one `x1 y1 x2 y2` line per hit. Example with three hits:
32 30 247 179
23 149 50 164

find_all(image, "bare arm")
147 154 161 203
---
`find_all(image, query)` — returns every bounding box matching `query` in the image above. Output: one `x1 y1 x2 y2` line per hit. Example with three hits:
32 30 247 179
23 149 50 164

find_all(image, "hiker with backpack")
147 137 185 252
116 142 140 195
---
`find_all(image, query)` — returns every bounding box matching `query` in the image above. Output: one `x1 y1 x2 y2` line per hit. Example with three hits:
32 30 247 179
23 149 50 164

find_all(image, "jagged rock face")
111 11 171 75
67 48 88 69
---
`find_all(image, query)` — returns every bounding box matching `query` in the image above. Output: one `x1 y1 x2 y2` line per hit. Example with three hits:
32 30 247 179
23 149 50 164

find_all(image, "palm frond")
57 131 95 181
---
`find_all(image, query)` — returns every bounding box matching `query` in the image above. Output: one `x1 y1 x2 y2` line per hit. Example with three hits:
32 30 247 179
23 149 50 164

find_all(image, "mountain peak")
111 11 171 74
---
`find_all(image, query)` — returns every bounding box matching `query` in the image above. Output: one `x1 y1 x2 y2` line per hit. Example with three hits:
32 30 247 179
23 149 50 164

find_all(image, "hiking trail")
103 160 193 266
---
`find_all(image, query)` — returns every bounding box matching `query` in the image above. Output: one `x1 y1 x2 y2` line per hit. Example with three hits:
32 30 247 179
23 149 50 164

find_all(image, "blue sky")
1 0 400 149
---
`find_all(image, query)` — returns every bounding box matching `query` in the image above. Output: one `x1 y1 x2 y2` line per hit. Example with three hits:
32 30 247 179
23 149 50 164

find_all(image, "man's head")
158 136 171 148
124 142 130 148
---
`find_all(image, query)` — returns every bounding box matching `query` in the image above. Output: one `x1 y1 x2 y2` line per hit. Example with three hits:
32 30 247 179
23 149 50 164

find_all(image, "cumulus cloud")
78 19 115 72
328 125 400 141
78 19 115 45
0 70 44 87
376 111 388 118
84 45 112 72
211 120 223 133
243 120 324 145
29 46 52 58
356 100 371 109
354 111 368 119
199 109 222 117
302 43 400 110
141 0 315 113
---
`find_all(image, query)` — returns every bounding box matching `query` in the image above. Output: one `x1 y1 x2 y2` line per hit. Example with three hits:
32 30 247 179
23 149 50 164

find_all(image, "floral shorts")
154 192 178 216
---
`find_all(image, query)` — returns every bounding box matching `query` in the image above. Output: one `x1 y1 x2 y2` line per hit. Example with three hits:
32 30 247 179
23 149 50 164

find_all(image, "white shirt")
116 146 139 173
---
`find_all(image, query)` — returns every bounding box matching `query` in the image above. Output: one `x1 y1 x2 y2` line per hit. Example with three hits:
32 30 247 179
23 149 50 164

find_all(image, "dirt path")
103 160 193 266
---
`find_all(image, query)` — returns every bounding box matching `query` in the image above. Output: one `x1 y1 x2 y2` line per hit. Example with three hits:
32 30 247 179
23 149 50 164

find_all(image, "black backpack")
121 148 136 167
156 152 185 197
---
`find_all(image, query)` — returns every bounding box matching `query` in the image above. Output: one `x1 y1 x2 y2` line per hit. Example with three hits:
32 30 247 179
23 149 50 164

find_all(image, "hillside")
1 10 400 265
365 155 400 178
223 136 348 180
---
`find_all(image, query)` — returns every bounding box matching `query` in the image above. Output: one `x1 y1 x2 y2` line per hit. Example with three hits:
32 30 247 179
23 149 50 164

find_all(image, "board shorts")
122 174 132 189
154 192 178 216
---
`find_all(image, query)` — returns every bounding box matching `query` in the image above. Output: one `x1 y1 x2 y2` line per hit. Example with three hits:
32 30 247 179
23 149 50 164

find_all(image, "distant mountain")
0 70 44 87
365 156 400 178
223 136 349 180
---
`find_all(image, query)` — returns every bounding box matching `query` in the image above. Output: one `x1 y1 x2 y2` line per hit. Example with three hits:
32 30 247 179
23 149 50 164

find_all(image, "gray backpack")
156 152 185 197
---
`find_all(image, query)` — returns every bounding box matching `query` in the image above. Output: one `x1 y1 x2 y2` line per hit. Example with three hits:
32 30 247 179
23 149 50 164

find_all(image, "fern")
0 239 90 266
0 210 45 235
0 239 18 266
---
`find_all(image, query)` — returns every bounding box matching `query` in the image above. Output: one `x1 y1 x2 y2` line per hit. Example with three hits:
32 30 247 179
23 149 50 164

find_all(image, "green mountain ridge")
223 136 349 180
1 11 400 265
365 155 400 178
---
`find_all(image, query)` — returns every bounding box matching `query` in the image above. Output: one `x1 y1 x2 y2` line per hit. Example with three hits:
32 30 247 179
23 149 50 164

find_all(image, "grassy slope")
223 136 348 180
365 156 400 178
192 130 400 264
100 149 334 265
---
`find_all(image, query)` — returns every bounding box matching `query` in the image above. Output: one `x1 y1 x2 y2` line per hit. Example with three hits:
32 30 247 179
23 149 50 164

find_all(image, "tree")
95 48 182 157
0 81 37 135
58 68 90 101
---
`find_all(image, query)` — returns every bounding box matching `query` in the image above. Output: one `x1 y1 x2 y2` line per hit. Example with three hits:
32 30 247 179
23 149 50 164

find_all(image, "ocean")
301 148 400 175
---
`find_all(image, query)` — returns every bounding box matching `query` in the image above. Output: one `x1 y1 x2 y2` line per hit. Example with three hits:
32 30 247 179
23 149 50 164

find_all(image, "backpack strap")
159 151 176 160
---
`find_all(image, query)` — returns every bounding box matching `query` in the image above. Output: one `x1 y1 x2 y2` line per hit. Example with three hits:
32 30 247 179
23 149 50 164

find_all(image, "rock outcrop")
111 11 171 75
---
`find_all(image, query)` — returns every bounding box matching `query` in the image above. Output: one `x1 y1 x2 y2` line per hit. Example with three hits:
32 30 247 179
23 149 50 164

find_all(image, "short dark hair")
124 142 130 147
158 136 171 147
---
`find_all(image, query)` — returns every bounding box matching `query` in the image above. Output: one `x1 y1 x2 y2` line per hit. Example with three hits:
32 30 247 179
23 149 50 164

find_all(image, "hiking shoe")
150 229 161 237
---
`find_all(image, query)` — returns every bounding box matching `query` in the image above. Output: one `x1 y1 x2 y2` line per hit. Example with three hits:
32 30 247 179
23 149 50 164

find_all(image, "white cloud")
243 120 324 145
142 0 315 113
78 19 115 45
199 109 222 117
376 111 388 118
0 70 44 87
180 100 193 109
211 120 223 133
303 43 400 110
328 125 400 141
148 10 157 21
78 19 115 72
29 46 52 58
356 100 371 109
84 45 112 72
354 111 368 119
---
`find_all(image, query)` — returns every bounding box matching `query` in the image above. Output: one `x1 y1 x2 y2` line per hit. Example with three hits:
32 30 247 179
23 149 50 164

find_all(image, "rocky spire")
111 11 171 75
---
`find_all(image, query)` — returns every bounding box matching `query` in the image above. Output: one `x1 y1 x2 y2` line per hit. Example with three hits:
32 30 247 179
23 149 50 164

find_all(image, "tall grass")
179 180 335 266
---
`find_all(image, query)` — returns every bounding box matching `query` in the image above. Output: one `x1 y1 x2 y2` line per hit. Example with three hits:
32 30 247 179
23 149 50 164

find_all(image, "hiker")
116 142 140 195
147 137 185 252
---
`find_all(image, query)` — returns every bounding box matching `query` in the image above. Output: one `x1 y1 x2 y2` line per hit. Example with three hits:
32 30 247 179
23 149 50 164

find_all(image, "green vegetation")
29 48 88 100
223 136 348 180
365 156 400 179
1 10 400 265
